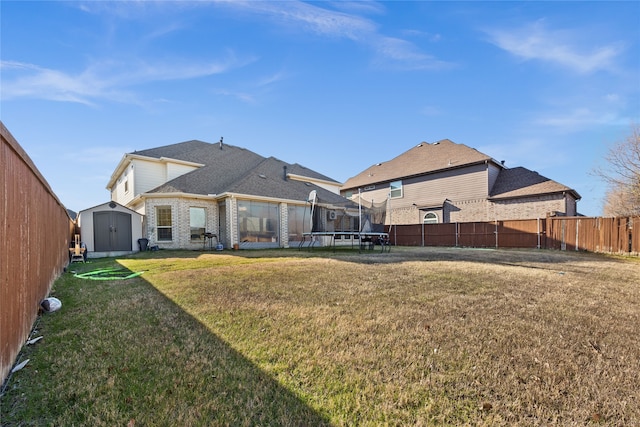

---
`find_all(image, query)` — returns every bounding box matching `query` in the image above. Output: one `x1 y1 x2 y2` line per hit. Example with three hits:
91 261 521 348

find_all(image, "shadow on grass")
1 258 332 426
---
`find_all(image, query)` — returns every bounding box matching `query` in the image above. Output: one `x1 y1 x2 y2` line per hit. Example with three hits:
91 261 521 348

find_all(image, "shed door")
94 211 132 252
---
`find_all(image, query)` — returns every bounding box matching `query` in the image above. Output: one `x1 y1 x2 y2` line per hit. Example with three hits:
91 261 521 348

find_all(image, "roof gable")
342 139 494 190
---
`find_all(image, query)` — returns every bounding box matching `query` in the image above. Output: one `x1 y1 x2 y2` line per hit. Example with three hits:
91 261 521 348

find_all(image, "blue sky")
2 1 639 216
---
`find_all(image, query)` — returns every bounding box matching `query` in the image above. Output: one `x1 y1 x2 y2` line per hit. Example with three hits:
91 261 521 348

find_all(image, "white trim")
423 211 439 224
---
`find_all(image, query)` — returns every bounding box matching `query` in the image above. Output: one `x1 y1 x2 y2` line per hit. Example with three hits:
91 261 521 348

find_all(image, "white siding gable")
133 158 199 196
167 162 198 181
111 157 201 205
133 158 167 196
112 164 136 206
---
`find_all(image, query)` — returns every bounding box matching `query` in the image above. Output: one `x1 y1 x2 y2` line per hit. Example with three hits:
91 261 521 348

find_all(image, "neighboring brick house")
340 139 581 224
106 140 348 250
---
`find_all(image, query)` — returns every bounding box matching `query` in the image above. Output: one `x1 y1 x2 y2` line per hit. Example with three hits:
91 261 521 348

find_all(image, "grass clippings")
1 247 639 426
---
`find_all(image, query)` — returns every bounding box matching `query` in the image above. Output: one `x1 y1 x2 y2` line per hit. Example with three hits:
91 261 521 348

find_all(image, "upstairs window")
390 180 403 198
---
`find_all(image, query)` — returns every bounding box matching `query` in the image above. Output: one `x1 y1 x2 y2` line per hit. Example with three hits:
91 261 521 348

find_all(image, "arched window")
423 212 438 224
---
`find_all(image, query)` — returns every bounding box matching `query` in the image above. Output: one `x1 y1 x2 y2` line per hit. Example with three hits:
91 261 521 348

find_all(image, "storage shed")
77 201 144 258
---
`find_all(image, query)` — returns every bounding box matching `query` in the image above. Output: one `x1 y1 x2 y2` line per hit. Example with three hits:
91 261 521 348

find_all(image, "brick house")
106 140 349 250
340 139 581 224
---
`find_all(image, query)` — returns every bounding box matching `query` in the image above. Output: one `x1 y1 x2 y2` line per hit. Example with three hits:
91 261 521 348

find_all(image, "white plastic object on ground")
11 359 30 373
40 297 62 312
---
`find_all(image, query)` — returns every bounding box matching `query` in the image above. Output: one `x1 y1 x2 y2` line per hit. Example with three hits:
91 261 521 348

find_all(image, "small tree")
603 184 639 217
594 123 640 216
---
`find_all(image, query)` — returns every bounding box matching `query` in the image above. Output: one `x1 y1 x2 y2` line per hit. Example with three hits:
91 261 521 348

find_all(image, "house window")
190 207 206 241
156 206 173 241
423 212 438 224
124 179 129 193
238 200 279 243
287 205 307 242
390 180 403 198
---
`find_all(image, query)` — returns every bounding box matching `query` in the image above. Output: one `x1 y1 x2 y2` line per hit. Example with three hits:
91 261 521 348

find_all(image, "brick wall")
488 194 569 220
145 197 218 250
389 194 572 225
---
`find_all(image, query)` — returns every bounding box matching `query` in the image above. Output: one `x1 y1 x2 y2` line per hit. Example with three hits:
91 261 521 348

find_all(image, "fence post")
495 220 498 248
575 218 580 251
629 217 633 253
455 222 459 247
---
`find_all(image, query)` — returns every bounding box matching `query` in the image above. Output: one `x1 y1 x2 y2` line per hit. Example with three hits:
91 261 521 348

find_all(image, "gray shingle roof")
133 140 212 161
138 140 343 203
490 167 581 200
342 139 494 190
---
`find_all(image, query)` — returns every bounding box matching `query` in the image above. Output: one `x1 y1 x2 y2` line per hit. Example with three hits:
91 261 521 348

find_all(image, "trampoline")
299 190 390 253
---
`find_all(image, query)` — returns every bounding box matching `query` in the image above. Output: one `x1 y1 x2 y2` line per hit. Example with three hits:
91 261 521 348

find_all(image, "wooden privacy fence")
388 216 640 255
1 122 75 384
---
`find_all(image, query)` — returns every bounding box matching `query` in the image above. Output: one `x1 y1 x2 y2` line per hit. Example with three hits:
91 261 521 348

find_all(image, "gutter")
488 189 582 202
139 191 313 206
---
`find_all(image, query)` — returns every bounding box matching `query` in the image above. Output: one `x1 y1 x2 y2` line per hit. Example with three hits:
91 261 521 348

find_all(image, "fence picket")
388 216 639 256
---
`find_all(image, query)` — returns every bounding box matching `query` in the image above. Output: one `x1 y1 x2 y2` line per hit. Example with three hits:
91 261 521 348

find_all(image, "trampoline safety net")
305 190 388 234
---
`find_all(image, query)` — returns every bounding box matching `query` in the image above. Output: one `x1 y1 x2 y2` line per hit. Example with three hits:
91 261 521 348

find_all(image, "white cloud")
213 88 257 104
485 20 624 74
374 36 452 70
218 0 451 70
1 61 105 105
0 53 253 105
534 108 629 131
221 0 376 40
256 70 289 88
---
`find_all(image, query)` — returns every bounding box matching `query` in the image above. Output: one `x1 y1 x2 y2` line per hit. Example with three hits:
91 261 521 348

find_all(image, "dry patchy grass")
2 247 639 426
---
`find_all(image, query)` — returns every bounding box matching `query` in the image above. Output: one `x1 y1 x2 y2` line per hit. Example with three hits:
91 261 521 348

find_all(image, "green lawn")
2 247 639 426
